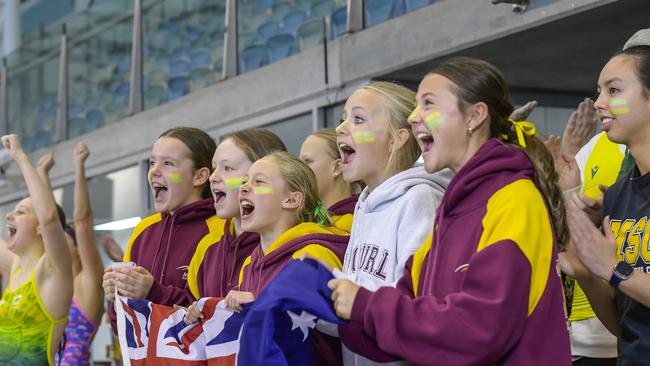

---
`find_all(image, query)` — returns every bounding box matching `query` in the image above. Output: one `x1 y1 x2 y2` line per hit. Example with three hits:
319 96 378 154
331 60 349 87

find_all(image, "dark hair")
614 46 650 96
159 127 217 199
429 57 568 251
220 129 287 162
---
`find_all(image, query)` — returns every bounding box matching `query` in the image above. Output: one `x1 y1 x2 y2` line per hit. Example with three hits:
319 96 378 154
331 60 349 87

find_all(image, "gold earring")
467 127 473 136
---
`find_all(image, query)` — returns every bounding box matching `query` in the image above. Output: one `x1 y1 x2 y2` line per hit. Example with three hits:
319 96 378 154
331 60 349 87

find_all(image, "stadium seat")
405 0 433 12
257 21 281 43
297 18 324 51
258 0 277 11
168 76 190 100
190 48 213 69
68 116 85 138
311 0 335 19
271 2 293 22
365 0 396 27
33 130 52 150
239 45 269 73
267 33 296 63
145 84 167 108
85 110 106 132
330 6 347 39
282 10 308 35
189 67 216 91
169 59 191 78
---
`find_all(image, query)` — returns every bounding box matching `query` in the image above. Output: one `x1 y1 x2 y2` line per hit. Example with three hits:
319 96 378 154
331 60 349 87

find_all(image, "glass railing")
142 0 227 108
237 0 347 74
364 0 437 28
3 0 443 151
7 52 60 153
67 15 133 137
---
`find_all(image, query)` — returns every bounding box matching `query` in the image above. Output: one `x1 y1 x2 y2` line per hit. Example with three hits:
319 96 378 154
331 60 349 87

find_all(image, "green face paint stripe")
610 98 628 107
169 172 183 184
254 186 274 195
225 177 245 190
425 111 443 130
352 130 376 143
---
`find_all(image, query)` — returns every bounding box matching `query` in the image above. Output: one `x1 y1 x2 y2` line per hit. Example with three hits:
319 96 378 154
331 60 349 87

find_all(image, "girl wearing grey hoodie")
335 81 451 366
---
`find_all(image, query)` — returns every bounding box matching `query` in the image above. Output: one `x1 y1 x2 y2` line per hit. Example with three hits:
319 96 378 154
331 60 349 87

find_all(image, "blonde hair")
265 151 332 226
220 129 287 162
310 128 364 194
360 81 420 173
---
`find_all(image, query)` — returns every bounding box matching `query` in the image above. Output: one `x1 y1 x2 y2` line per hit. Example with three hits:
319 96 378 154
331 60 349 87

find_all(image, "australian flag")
116 259 345 365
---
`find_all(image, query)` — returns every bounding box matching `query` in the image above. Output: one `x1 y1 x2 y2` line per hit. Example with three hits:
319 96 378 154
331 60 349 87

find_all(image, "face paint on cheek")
168 172 184 184
254 186 274 195
425 112 443 131
352 130 376 143
225 177 245 190
147 170 153 184
407 105 420 123
610 98 630 116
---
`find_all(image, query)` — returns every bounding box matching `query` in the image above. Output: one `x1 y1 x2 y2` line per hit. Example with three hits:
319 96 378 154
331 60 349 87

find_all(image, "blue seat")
33 130 52 150
239 45 269 73
267 33 296 63
271 2 292 22
169 59 190 78
113 82 130 102
69 103 83 117
168 76 189 100
330 6 347 39
297 18 324 50
257 21 280 43
145 84 167 108
85 110 105 132
189 67 215 91
405 0 433 12
310 0 335 19
190 48 212 68
68 117 85 138
365 0 396 27
170 46 191 62
186 25 206 42
258 0 277 10
282 10 308 35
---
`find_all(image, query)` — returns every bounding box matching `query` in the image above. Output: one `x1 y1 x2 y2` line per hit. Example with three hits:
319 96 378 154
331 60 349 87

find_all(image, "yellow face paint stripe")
169 172 183 184
254 186 274 195
425 111 443 131
225 177 244 190
352 130 376 143
407 105 420 123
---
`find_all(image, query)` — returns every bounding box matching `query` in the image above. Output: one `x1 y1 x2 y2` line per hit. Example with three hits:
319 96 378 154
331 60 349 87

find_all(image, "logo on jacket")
454 263 469 273
591 166 600 179
177 265 189 281
347 243 389 280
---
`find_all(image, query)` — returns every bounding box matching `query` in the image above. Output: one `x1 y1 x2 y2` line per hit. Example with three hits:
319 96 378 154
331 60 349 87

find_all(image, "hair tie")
314 201 330 225
507 118 537 148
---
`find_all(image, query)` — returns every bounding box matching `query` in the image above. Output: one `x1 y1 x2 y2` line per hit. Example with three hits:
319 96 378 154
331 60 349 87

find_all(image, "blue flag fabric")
238 259 346 366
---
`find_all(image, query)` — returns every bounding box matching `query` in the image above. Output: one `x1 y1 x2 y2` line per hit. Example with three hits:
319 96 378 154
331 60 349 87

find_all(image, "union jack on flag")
115 295 245 366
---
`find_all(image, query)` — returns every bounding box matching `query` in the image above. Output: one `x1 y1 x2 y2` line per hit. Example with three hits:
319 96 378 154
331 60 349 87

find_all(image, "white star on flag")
287 310 317 342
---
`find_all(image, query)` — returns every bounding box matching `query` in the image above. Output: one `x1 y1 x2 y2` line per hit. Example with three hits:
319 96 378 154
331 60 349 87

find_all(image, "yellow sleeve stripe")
477 179 553 316
123 213 162 262
292 244 343 270
238 256 253 287
186 216 227 299
582 133 624 200
411 231 434 296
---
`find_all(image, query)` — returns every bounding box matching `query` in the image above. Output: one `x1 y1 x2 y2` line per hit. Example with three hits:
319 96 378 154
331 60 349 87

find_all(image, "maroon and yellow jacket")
238 222 349 296
328 195 358 233
124 198 217 305
187 218 260 299
340 139 571 366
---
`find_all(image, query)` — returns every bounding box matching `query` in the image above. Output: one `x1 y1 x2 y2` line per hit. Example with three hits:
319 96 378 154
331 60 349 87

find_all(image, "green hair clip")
314 201 330 225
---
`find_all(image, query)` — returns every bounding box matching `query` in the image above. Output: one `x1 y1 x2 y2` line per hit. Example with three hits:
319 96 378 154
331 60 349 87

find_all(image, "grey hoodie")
341 163 452 366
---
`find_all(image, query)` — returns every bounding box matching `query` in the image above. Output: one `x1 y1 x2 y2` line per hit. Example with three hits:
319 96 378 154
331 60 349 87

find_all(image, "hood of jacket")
442 139 535 216
359 163 452 213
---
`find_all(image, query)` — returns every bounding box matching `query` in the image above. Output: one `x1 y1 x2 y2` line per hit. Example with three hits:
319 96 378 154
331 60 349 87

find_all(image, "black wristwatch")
609 261 634 288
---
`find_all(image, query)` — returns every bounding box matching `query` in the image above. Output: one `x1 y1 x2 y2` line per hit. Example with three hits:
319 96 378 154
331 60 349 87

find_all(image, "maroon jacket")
340 139 571 366
110 198 216 331
188 218 260 299
239 222 349 366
